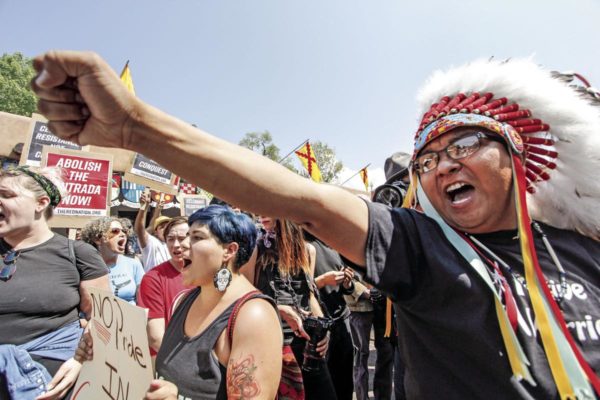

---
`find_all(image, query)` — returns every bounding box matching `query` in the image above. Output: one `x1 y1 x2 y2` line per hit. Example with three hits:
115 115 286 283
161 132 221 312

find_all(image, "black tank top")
255 241 312 344
155 288 230 400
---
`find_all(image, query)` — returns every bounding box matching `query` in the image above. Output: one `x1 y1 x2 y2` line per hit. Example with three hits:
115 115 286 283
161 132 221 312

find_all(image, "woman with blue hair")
149 205 283 400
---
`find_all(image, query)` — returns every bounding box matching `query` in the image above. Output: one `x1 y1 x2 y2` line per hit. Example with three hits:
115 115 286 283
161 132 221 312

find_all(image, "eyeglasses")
414 132 505 174
108 227 127 237
0 250 20 281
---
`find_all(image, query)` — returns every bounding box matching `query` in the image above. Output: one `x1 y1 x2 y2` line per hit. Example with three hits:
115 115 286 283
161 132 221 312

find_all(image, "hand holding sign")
72 288 153 400
144 380 179 400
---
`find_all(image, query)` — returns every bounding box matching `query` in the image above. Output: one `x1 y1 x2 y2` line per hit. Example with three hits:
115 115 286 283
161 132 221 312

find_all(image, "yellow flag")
359 167 369 191
120 61 135 95
295 141 322 182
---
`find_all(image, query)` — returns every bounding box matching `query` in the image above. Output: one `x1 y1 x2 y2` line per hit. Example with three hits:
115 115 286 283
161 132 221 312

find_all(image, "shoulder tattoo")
227 353 261 399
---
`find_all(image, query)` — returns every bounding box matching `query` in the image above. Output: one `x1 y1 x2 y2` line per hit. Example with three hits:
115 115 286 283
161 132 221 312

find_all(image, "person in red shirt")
137 216 192 357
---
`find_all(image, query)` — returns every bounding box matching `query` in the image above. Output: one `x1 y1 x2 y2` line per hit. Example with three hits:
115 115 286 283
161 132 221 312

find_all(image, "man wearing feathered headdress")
32 52 599 399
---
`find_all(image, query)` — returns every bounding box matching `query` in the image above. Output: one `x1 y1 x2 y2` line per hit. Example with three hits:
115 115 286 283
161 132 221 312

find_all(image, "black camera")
372 180 409 208
374 151 411 208
302 316 333 372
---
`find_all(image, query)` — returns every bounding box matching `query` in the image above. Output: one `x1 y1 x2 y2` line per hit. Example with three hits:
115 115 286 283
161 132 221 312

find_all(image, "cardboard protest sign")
41 148 113 228
73 288 153 400
20 113 81 167
124 153 179 195
179 194 208 216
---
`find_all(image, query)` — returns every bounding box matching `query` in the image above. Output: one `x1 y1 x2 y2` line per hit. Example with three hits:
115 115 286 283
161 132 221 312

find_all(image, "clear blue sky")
2 0 599 189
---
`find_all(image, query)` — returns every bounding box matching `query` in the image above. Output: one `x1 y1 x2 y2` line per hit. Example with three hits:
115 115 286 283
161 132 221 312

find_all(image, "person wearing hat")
134 190 171 272
372 152 412 209
32 52 600 399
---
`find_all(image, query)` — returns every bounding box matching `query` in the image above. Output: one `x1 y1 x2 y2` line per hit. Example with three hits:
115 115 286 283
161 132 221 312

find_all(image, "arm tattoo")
227 354 261 399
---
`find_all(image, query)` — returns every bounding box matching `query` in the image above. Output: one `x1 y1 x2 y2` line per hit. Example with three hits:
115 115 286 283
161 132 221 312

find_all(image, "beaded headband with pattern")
14 166 62 206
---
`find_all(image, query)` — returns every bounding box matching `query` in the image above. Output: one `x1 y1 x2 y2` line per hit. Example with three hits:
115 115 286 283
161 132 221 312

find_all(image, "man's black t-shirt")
364 202 600 399
0 234 108 345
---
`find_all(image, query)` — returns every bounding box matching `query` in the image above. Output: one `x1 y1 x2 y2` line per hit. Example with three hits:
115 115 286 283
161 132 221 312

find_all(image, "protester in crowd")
152 206 282 399
134 190 170 271
0 165 109 399
137 216 193 357
243 216 337 399
81 216 145 304
306 231 355 400
78 205 283 399
344 275 394 400
118 216 142 259
33 52 600 399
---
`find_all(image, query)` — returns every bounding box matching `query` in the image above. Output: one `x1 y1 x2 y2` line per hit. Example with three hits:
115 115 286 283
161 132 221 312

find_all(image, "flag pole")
278 139 309 163
341 163 370 186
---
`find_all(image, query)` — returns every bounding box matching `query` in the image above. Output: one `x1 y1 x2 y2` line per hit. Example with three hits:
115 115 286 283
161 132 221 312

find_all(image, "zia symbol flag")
295 141 322 183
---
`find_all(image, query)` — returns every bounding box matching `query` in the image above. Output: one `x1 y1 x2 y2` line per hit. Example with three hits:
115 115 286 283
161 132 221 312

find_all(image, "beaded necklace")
466 222 568 306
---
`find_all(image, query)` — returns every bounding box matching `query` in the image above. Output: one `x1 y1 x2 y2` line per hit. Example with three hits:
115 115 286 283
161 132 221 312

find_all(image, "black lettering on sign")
102 361 130 400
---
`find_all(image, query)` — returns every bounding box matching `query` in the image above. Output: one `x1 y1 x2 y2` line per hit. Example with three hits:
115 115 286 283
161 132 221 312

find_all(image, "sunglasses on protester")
0 250 21 282
108 227 128 237
413 132 505 174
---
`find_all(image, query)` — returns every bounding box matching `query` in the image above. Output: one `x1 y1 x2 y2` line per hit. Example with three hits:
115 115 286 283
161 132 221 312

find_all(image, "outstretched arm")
32 51 368 267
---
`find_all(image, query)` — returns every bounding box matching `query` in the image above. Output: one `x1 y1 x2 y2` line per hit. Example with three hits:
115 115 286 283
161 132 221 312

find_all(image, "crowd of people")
0 164 403 400
0 50 598 400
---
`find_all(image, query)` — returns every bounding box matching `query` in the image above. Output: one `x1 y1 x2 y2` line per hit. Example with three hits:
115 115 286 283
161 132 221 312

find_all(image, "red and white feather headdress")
412 58 600 240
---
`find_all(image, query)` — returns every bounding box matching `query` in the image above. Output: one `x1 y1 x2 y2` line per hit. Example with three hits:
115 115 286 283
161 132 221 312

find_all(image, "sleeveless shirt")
155 288 229 400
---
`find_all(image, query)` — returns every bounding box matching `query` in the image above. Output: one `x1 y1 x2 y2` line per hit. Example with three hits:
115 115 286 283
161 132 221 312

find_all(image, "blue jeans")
0 320 82 400
0 346 52 400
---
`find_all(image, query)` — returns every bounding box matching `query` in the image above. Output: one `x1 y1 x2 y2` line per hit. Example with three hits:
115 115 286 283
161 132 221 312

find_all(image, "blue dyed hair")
188 205 257 269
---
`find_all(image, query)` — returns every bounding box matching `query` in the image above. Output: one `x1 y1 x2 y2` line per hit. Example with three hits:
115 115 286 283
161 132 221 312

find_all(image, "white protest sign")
73 288 153 400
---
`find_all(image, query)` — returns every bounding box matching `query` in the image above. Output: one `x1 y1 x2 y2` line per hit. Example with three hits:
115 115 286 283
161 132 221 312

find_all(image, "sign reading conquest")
130 153 173 185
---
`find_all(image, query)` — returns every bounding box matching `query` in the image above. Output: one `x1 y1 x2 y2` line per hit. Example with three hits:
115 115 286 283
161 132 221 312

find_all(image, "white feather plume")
416 58 600 239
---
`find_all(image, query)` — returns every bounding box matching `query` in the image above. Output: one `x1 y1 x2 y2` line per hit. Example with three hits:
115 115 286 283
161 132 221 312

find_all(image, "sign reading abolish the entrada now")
42 148 112 227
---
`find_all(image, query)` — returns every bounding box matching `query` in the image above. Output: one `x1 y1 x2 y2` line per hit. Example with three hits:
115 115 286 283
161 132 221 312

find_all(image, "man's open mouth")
446 182 474 204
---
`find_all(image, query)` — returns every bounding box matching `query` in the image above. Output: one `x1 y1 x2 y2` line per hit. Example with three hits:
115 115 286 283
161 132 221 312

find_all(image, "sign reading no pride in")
73 288 153 400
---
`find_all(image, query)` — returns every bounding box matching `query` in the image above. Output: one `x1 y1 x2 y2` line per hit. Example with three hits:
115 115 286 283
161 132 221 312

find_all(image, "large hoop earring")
213 263 232 292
